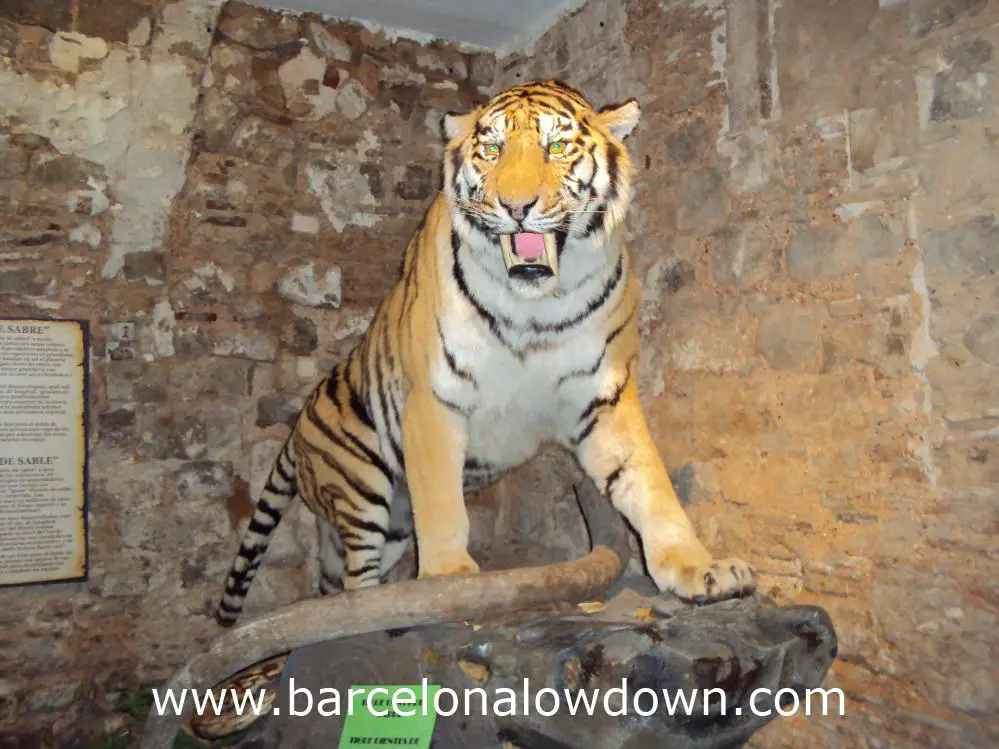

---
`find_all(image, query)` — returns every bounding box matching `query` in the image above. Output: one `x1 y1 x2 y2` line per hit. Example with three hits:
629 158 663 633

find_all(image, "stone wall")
497 0 999 747
0 1 494 743
3 0 998 746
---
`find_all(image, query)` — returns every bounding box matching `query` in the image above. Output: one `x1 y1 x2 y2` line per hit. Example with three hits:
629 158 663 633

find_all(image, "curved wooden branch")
139 478 631 749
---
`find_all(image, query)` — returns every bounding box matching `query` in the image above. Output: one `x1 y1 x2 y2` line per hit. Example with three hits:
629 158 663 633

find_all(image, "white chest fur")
433 239 627 472
433 323 606 469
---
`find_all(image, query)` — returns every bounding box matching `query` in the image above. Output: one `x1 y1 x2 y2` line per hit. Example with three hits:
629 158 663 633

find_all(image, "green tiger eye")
548 141 566 155
485 143 500 155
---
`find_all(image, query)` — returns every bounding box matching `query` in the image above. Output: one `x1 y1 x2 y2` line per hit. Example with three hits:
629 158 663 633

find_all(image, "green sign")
337 684 440 748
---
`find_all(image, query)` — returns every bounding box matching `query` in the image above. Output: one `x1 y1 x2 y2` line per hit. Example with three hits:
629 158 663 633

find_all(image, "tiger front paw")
651 551 757 604
418 548 480 578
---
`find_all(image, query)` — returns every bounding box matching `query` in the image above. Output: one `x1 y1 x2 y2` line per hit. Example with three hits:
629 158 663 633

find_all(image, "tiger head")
442 80 641 298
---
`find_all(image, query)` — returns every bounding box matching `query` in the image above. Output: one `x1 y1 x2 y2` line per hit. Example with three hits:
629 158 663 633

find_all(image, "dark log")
256 586 839 749
138 479 632 749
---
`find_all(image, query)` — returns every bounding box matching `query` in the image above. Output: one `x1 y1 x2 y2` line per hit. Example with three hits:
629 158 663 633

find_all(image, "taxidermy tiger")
215 78 757 623
199 79 756 736
216 77 757 623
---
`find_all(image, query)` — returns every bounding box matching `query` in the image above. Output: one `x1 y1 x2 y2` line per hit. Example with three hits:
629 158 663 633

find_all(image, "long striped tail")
215 438 299 627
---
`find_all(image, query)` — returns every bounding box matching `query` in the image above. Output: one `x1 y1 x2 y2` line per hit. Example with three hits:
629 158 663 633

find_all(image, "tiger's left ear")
443 110 478 143
596 99 641 139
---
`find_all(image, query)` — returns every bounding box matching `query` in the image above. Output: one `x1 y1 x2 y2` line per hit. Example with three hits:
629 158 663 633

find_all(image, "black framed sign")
0 317 89 587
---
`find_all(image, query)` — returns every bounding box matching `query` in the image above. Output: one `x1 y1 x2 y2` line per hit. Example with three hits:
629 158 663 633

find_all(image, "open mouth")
498 232 558 281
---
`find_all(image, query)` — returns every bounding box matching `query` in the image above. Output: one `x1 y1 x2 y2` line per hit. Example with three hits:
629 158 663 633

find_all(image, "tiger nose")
499 197 538 221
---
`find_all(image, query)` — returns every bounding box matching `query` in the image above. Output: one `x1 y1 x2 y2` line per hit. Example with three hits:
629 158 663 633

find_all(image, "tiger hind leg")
380 485 414 581
215 438 299 627
316 469 395 590
317 516 345 595
337 510 389 591
317 507 409 592
380 533 411 580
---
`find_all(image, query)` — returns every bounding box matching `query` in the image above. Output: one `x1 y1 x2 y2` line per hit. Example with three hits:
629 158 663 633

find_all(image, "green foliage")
85 684 220 749
87 730 133 749
121 685 155 720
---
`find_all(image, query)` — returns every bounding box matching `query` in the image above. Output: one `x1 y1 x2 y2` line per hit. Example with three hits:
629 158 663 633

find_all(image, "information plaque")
0 318 89 586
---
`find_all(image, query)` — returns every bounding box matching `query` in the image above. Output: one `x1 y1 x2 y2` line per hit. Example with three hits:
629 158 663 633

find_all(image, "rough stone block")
256 393 305 428
230 116 298 167
25 681 80 712
280 316 318 355
176 461 234 502
917 131 999 220
48 31 109 74
98 408 135 450
277 262 342 308
76 0 154 45
688 376 779 449
711 221 778 287
393 165 434 201
136 405 241 461
468 53 497 90
675 169 726 234
95 465 171 551
106 361 169 404
208 41 255 99
925 342 999 422
414 48 468 79
14 24 55 69
718 128 788 201
358 163 384 199
664 310 757 375
122 252 166 285
212 330 278 362
0 267 54 296
0 137 29 178
757 302 830 372
336 79 374 121
775 0 882 117
218 2 301 50
671 460 721 505
0 20 16 59
0 0 72 33
848 104 916 172
68 222 102 249
785 224 846 280
290 214 320 234
173 324 212 358
854 212 904 262
664 116 711 165
823 301 914 377
303 155 380 233
195 87 240 152
305 21 352 64
923 215 999 277
29 153 105 188
928 37 996 123
783 118 851 195
250 55 287 113
963 312 999 365
644 255 695 299
936 435 999 490
178 261 240 299
910 0 988 37
168 358 254 398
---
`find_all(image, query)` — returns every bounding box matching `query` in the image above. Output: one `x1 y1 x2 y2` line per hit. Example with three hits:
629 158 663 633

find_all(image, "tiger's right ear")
596 99 641 139
443 111 477 143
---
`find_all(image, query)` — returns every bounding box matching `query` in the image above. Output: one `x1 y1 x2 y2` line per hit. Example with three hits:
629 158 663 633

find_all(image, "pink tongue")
513 232 545 261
